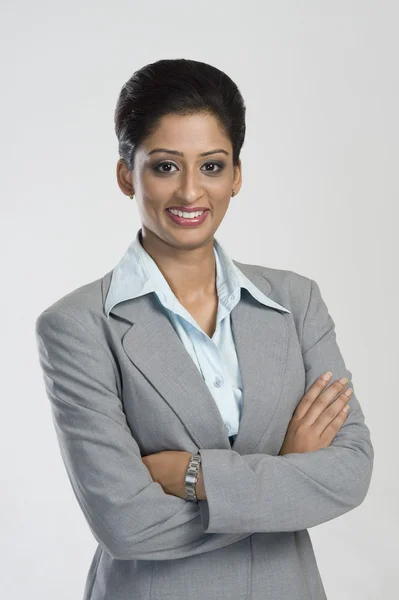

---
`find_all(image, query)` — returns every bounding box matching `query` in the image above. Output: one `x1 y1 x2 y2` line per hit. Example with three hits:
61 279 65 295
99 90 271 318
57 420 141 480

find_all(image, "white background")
1 1 397 598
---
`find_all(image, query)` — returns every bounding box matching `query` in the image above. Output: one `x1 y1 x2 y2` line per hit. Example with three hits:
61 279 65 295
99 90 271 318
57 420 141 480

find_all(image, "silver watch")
184 452 202 502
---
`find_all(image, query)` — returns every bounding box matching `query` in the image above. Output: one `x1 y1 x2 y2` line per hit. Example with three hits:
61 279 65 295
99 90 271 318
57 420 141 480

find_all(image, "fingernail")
322 371 332 381
339 377 348 384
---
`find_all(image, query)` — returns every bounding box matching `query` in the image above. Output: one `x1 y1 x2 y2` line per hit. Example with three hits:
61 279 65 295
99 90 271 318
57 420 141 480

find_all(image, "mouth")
165 208 210 227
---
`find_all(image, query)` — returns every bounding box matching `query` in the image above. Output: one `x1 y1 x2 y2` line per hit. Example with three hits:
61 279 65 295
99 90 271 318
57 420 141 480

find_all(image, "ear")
116 158 134 197
233 159 242 195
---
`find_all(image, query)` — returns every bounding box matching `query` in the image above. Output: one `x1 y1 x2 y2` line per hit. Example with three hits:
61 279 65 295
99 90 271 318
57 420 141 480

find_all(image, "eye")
152 160 225 174
201 161 225 173
153 162 178 174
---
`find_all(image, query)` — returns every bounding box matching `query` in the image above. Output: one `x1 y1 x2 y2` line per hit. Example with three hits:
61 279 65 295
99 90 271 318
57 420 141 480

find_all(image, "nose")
176 167 203 203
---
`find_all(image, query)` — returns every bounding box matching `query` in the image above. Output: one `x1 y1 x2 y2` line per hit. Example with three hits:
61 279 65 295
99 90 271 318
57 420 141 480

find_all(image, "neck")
139 227 217 303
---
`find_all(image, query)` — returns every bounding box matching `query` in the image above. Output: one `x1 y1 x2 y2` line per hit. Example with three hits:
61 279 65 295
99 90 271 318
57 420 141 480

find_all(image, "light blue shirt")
105 229 290 442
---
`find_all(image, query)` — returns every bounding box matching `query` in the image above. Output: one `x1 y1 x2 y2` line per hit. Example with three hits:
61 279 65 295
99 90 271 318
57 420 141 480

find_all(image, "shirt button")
213 376 224 388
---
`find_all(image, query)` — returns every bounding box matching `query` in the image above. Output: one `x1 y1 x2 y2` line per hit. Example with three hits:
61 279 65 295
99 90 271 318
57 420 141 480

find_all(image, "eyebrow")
147 148 229 157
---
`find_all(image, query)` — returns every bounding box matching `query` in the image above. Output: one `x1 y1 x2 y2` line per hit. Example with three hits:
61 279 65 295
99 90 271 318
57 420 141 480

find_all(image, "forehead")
142 112 231 150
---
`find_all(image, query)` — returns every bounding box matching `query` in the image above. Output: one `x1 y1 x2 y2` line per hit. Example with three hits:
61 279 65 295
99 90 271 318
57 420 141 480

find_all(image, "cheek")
144 178 176 203
136 175 168 206
140 171 163 192
137 198 163 222
207 178 233 199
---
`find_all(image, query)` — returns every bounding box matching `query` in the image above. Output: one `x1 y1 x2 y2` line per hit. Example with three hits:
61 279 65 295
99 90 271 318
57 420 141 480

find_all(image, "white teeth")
168 209 204 218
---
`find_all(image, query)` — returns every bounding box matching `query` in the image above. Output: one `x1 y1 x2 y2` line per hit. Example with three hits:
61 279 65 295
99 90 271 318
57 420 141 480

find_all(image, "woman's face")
117 112 242 250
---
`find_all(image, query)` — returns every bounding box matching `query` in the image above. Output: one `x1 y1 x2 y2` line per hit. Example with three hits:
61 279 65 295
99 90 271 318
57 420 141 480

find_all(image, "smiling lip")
166 207 210 227
166 206 209 212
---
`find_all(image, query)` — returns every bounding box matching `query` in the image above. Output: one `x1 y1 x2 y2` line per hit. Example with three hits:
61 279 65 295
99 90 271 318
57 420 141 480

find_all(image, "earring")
231 190 235 197
129 192 134 200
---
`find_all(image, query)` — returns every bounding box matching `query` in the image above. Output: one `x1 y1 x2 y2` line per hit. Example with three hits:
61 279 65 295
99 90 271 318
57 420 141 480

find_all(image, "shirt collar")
104 229 291 319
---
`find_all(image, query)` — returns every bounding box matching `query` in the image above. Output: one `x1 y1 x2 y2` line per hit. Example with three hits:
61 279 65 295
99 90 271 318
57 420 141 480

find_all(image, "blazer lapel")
102 263 289 455
228 262 289 454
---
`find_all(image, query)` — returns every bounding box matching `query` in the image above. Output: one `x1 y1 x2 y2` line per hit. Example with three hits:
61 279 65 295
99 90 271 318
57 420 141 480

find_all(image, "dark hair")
114 58 246 171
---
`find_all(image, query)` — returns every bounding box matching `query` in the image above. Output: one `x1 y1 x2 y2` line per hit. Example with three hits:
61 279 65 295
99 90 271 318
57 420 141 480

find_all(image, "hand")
278 372 353 455
142 450 193 500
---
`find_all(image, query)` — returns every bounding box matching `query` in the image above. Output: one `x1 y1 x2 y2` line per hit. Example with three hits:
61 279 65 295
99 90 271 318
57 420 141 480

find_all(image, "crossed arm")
141 450 207 501
34 278 373 560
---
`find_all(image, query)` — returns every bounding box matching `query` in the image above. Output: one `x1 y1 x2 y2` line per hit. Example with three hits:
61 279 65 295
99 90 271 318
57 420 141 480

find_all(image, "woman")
35 58 373 600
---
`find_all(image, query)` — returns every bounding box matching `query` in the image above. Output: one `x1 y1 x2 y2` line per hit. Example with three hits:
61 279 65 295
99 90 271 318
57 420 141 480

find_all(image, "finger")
312 386 353 435
319 402 350 444
304 377 351 424
293 371 333 419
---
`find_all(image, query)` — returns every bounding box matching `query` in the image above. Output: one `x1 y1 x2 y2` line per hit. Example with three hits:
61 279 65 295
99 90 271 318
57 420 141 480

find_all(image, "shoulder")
233 259 315 315
234 260 332 352
35 270 111 332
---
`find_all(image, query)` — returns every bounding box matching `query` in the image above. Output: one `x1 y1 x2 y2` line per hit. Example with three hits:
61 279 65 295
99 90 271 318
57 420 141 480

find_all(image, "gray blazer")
35 259 374 600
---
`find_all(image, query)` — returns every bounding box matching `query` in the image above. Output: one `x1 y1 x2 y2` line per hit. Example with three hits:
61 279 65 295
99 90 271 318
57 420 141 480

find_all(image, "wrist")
184 452 202 502
195 464 206 500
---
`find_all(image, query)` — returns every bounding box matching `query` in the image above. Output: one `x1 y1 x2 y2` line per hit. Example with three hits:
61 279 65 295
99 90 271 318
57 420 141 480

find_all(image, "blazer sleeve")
198 278 374 534
35 309 253 561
